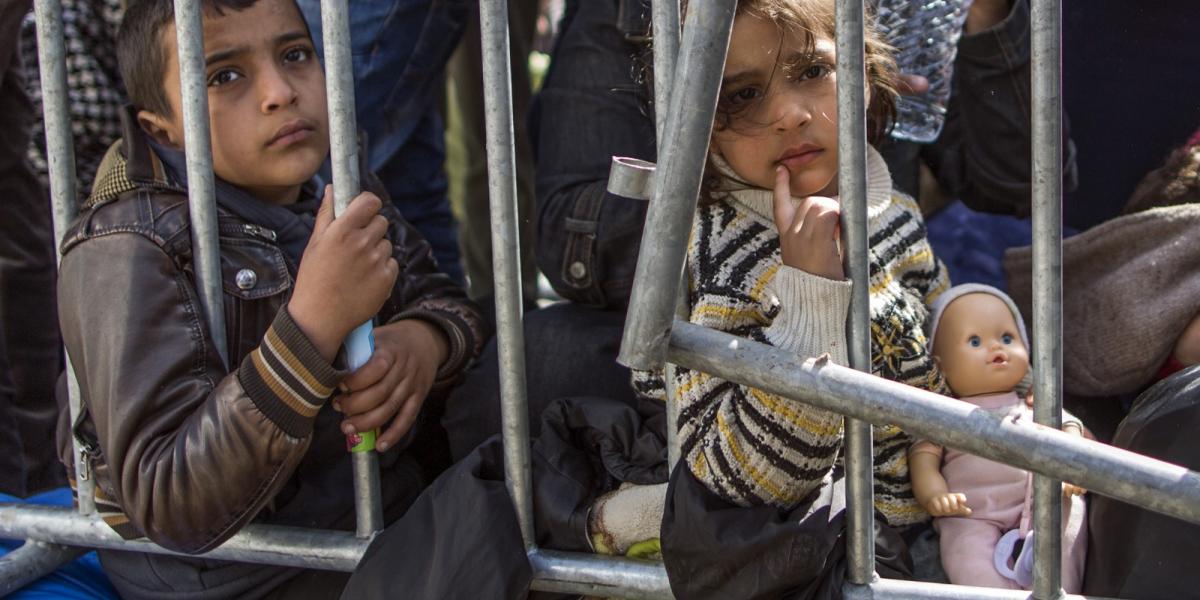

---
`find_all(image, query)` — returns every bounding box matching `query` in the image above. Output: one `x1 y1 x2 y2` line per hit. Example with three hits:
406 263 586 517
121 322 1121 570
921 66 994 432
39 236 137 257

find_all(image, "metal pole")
0 505 678 598
666 322 1200 526
652 0 684 469
319 0 384 539
480 0 536 548
618 0 738 371
1031 0 1064 597
528 549 673 599
843 578 1111 600
173 0 228 368
651 0 685 459
0 504 369 572
0 541 86 596
33 0 95 516
652 0 681 152
835 0 875 585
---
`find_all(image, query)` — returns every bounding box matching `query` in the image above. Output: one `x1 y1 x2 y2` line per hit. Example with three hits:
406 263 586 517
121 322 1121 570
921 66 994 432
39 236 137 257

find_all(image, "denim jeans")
297 0 465 283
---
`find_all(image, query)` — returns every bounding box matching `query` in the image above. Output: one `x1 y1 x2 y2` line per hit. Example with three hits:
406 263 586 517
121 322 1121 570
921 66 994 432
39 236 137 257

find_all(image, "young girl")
633 0 950 528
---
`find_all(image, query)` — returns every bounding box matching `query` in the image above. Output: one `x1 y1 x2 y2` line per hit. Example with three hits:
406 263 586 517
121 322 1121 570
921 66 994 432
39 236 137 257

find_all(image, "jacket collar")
86 106 185 208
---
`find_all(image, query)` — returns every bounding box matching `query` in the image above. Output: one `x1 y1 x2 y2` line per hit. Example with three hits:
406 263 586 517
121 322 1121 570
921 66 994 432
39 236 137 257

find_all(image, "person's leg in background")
445 0 539 308
1 1 64 496
297 0 466 283
0 325 27 497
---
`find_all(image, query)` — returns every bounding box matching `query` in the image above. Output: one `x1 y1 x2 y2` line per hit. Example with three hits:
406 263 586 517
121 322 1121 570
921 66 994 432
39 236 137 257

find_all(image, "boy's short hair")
117 0 286 119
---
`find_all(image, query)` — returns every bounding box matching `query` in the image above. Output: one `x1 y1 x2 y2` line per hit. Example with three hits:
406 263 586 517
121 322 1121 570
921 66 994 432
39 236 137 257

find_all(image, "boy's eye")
968 335 981 348
283 46 312 64
208 69 242 87
1001 333 1014 344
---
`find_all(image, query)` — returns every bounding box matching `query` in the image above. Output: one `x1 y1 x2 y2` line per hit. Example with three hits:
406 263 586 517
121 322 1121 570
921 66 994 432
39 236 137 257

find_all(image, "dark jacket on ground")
54 115 486 599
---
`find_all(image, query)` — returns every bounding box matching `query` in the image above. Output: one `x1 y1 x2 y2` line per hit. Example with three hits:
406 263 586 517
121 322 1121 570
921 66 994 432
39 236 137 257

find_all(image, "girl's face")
711 12 841 198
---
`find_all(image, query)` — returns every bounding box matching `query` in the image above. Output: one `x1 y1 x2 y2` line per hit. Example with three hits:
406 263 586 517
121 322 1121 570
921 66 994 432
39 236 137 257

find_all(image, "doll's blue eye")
968 336 981 347
1002 334 1014 344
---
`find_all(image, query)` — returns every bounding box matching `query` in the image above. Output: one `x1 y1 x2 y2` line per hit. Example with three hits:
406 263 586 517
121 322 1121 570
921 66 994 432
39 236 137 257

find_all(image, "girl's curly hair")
668 0 899 202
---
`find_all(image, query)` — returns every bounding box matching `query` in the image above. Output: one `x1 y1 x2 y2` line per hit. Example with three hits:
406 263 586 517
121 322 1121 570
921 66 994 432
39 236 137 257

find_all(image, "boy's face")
711 12 841 198
932 293 1030 398
140 0 328 205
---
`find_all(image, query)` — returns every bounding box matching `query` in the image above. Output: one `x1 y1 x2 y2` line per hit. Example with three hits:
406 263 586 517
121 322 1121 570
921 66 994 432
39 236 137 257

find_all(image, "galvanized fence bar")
653 0 686 471
835 0 876 585
33 0 94 518
319 0 384 540
0 540 85 596
652 0 680 149
652 0 683 465
173 0 228 368
847 578 1113 600
528 549 672 599
1030 0 1065 597
479 0 536 548
0 504 369 571
618 0 737 371
666 321 1200 526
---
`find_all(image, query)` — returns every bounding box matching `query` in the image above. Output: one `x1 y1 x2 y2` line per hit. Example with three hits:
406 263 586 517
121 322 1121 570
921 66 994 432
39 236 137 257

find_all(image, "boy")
54 0 485 598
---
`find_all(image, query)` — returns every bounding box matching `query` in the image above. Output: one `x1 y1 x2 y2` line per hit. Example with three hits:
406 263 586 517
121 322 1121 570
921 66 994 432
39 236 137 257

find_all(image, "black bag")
1084 365 1200 599
661 465 914 600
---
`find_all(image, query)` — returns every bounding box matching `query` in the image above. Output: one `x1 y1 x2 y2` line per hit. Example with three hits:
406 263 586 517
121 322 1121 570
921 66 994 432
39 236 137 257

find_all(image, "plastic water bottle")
872 0 975 143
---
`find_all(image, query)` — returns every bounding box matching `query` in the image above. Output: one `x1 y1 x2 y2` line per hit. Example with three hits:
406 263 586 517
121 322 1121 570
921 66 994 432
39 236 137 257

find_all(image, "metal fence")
1 0 1198 598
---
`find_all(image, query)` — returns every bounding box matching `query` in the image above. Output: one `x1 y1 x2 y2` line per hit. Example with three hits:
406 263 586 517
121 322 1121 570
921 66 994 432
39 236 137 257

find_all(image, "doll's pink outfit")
917 391 1087 592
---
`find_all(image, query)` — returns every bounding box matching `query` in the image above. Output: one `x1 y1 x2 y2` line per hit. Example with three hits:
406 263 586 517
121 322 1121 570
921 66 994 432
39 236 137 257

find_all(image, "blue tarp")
0 488 118 600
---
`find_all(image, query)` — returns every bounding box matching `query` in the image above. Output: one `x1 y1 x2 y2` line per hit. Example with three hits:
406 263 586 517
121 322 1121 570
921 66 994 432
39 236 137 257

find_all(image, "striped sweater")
633 148 950 527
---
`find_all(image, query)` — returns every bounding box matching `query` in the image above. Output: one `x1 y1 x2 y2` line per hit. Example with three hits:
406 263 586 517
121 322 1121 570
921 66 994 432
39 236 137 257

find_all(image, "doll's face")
932 293 1030 398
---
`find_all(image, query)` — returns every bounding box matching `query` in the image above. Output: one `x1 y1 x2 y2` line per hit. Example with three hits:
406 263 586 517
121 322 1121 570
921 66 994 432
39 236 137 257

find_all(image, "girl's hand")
772 165 843 280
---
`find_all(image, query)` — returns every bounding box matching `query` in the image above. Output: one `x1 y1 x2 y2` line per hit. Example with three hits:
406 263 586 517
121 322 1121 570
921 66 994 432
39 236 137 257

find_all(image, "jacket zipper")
218 222 278 242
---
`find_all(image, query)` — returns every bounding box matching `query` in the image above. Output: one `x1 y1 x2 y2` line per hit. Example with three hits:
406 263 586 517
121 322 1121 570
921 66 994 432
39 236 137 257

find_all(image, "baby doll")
909 284 1088 592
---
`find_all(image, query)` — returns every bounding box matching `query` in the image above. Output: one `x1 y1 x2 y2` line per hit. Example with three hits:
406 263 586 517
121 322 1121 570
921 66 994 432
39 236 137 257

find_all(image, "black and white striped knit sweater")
633 148 950 527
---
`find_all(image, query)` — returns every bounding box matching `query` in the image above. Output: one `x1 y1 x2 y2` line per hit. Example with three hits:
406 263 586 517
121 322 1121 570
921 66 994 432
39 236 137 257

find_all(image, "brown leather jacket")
55 121 486 561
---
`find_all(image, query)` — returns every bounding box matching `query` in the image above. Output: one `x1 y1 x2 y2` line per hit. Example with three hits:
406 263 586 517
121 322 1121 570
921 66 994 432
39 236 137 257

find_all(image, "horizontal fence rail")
846 578 1111 600
0 504 370 571
667 321 1200 526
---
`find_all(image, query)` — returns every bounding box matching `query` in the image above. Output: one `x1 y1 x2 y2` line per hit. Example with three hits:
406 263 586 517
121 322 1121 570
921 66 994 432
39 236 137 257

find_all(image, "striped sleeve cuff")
238 306 347 438
763 266 852 364
388 307 474 386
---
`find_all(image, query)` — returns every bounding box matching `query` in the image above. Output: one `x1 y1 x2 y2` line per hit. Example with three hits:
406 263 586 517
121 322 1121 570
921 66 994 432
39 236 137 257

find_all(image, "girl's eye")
968 335 981 348
1001 333 1014 344
799 64 831 80
283 46 312 64
725 86 762 106
208 69 242 87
